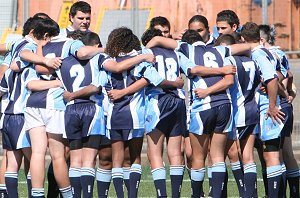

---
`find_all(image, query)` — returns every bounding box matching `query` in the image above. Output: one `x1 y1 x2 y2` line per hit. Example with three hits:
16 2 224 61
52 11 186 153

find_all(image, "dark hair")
214 34 236 46
216 10 240 28
67 30 86 40
188 15 209 29
81 32 102 47
31 18 60 40
22 17 36 37
182 29 203 44
105 27 141 57
240 22 260 43
150 16 170 30
259 24 276 45
141 28 163 46
32 12 51 19
69 1 91 17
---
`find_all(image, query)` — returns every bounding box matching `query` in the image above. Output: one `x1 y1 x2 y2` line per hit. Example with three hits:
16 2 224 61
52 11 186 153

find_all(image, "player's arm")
27 79 62 91
76 46 104 60
194 74 234 99
189 65 236 77
265 77 285 124
0 43 11 55
63 85 101 102
103 54 155 73
108 78 149 101
146 36 178 49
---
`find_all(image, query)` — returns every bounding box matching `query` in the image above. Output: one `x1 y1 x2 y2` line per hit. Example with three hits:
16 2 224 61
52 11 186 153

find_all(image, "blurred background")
0 0 300 159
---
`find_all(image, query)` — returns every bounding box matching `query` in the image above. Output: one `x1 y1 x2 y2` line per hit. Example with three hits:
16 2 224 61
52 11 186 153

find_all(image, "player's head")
81 32 102 47
240 22 260 43
69 1 91 31
141 28 163 46
188 15 210 43
216 10 240 35
31 18 60 40
214 34 236 46
22 17 37 37
32 12 51 19
181 29 203 45
259 24 276 46
150 16 171 38
105 27 141 57
67 30 85 40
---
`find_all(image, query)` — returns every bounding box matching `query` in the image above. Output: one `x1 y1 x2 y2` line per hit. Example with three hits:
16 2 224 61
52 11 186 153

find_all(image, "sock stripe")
80 167 95 177
231 161 241 170
59 186 72 193
151 167 166 180
267 170 282 178
112 168 123 179
286 169 300 178
69 167 81 178
191 168 205 181
244 163 257 173
4 172 18 179
170 165 185 176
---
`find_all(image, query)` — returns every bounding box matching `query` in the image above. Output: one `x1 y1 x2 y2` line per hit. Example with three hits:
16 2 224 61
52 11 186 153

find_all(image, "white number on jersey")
70 64 85 91
203 52 219 68
242 61 256 90
156 55 178 80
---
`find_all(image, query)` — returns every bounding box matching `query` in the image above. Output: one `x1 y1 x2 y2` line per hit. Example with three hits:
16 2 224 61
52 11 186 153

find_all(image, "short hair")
240 22 260 43
150 16 170 30
141 28 163 46
181 29 203 44
67 30 86 40
216 10 240 28
214 34 236 46
32 12 51 19
31 18 60 39
69 1 91 17
22 17 36 37
105 27 141 57
81 32 102 47
259 24 276 45
188 15 209 29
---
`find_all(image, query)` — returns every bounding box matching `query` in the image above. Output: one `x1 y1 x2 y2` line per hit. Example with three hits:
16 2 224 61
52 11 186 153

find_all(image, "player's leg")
123 144 131 194
111 137 125 198
80 136 100 198
239 125 257 198
128 135 144 198
5 149 23 198
263 138 282 198
23 148 32 197
189 133 209 198
226 138 244 197
97 140 112 198
0 149 7 197
69 142 83 198
147 128 167 198
255 137 268 196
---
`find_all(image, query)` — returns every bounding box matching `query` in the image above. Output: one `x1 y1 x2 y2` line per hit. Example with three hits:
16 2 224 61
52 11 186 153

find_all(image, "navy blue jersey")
179 41 231 112
143 47 193 99
104 52 164 130
226 56 260 127
56 53 106 105
1 67 38 114
26 37 84 109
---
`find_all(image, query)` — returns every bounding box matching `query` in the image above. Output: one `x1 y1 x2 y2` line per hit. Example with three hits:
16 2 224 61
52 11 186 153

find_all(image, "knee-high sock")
211 162 226 198
5 172 18 198
170 165 184 198
112 168 124 198
151 167 167 198
96 168 111 198
69 167 82 198
80 167 95 198
286 169 300 198
191 168 205 198
267 165 282 198
129 164 142 198
243 163 258 198
231 161 244 197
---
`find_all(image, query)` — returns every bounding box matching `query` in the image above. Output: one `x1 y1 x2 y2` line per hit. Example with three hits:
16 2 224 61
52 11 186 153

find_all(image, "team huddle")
0 1 298 198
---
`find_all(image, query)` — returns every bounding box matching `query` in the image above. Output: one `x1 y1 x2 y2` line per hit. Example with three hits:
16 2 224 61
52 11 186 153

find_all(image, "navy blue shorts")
2 114 31 150
156 95 187 137
238 124 257 140
281 105 293 137
100 135 111 147
69 135 102 150
109 129 144 141
189 103 232 135
65 103 102 140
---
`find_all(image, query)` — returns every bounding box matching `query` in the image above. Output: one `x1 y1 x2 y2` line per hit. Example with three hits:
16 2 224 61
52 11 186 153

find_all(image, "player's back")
228 55 260 127
144 47 185 99
179 42 231 112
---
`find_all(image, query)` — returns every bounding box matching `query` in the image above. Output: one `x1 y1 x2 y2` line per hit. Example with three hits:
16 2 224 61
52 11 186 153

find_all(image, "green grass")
15 165 275 197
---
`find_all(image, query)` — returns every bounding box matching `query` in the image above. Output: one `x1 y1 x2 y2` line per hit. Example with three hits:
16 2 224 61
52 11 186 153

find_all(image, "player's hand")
174 76 184 88
266 106 285 125
172 28 187 40
54 79 63 88
260 86 267 94
194 88 209 99
142 54 156 64
221 65 236 75
108 89 126 102
63 91 73 102
44 57 62 69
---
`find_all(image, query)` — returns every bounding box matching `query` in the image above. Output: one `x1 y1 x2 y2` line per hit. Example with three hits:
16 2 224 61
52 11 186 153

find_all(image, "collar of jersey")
192 41 206 46
25 35 37 45
251 44 264 52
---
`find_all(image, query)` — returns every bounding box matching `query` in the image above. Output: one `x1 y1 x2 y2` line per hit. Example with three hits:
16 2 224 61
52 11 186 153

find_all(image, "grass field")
14 165 277 197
